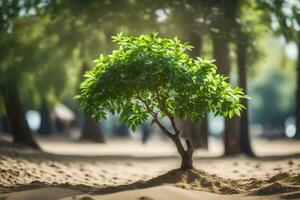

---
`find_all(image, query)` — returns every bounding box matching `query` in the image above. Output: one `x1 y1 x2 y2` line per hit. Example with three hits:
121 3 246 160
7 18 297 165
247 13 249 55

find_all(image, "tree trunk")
170 135 193 170
80 62 105 143
38 98 55 135
3 85 39 148
224 117 240 155
213 35 240 155
237 42 254 156
142 96 194 170
81 115 105 143
198 115 208 149
183 118 208 149
183 32 208 149
0 116 11 133
180 139 194 170
295 42 300 139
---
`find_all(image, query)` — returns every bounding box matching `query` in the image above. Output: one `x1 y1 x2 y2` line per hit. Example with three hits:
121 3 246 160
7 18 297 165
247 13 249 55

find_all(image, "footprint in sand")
79 168 85 172
288 159 295 166
139 196 154 200
77 195 96 200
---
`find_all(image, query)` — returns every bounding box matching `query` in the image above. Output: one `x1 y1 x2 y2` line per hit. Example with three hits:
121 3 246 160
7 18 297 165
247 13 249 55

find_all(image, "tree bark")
295 42 300 139
213 35 240 155
237 42 254 156
3 85 39 148
166 131 194 170
38 98 55 135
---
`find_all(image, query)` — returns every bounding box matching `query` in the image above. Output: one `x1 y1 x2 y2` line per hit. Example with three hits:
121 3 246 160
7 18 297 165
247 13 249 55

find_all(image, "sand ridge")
91 168 300 195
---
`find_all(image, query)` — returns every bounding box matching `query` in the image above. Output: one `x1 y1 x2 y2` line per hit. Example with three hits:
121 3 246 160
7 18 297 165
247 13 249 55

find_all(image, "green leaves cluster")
76 33 247 131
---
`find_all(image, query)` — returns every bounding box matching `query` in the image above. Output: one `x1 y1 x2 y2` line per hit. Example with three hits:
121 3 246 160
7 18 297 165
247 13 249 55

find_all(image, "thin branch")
155 90 180 135
135 95 174 139
153 117 175 139
136 95 156 117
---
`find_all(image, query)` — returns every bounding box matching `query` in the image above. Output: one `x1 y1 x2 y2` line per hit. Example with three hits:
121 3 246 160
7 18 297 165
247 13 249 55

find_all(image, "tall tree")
212 35 240 155
209 0 241 155
186 32 208 149
0 1 69 145
0 1 45 148
233 1 264 156
163 0 209 149
236 40 254 155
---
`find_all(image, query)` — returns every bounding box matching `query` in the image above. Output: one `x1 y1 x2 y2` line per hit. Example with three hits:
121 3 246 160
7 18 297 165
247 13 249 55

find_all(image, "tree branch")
185 139 193 151
136 95 156 118
135 95 174 139
155 90 180 136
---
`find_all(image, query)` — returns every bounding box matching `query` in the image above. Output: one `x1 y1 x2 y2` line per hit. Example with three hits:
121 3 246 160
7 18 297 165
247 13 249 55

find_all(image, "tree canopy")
77 33 246 132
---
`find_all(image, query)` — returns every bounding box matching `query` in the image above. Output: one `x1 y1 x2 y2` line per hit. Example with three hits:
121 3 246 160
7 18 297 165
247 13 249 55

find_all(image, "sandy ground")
0 137 300 200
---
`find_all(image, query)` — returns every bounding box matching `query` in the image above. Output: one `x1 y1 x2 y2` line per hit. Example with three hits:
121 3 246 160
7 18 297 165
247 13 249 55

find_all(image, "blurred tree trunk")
213 36 240 155
81 116 105 142
3 84 39 148
295 42 300 139
0 116 10 133
237 42 254 156
38 98 55 135
183 32 208 149
80 63 105 143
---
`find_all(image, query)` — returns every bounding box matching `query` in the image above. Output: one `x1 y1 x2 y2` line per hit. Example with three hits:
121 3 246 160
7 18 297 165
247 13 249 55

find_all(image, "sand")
0 138 300 199
0 187 81 200
63 186 300 200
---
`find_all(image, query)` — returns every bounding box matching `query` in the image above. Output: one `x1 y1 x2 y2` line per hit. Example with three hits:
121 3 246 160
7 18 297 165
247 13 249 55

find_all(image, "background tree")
0 0 47 148
77 33 246 169
206 0 241 155
233 0 265 155
159 0 209 149
0 0 70 145
48 0 162 141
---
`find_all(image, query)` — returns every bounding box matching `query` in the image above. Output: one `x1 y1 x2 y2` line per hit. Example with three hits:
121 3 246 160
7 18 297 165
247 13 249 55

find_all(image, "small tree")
76 33 246 170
